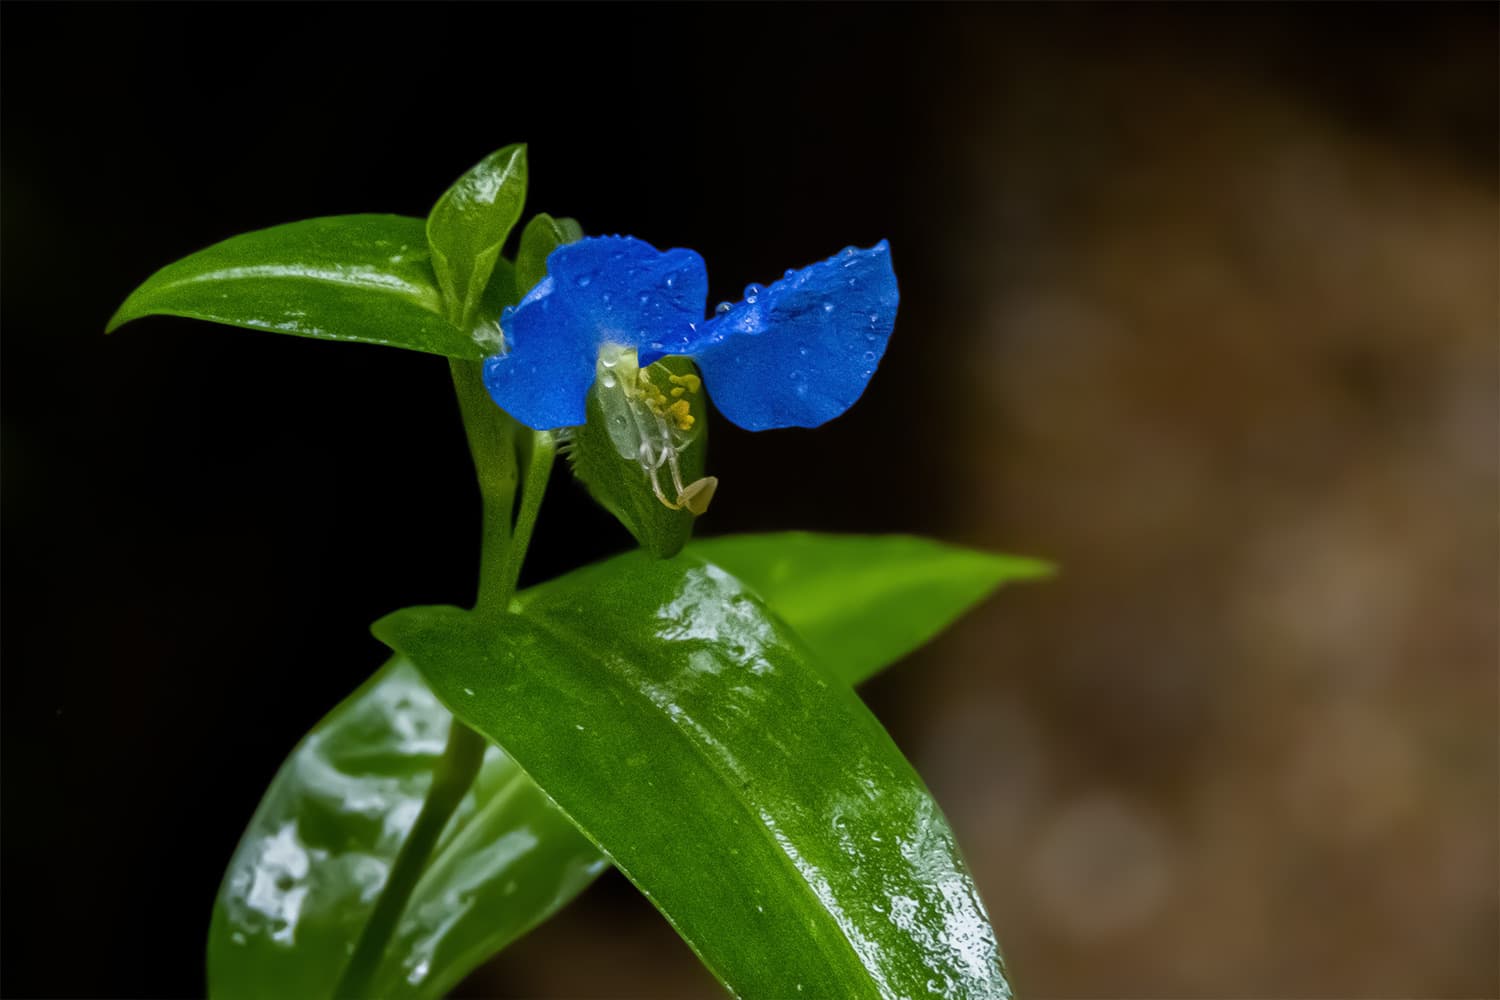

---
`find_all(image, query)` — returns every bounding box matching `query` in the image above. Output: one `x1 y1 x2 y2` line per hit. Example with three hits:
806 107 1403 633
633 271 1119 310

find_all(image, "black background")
2 4 1494 998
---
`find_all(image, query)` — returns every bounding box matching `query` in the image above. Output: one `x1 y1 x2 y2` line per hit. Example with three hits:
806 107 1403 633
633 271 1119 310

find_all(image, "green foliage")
514 212 584 296
206 659 603 1000
693 532 1054 684
105 214 484 359
425 144 528 327
208 534 1039 998
375 552 1013 1000
110 144 1040 1000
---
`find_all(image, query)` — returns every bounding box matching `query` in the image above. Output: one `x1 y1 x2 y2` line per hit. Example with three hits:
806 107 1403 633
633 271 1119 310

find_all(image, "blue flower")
482 236 899 433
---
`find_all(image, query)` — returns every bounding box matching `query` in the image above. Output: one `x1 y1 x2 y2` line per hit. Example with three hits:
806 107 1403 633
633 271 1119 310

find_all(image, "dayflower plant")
107 144 1048 1000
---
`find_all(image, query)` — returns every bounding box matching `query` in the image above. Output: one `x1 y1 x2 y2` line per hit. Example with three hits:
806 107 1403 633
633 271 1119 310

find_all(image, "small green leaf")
566 355 710 559
426 144 528 327
207 657 605 1000
376 554 1012 1000
106 214 483 359
689 532 1054 686
514 212 584 297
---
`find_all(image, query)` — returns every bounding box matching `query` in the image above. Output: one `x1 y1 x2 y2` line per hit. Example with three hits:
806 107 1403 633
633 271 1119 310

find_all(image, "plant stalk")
334 360 553 998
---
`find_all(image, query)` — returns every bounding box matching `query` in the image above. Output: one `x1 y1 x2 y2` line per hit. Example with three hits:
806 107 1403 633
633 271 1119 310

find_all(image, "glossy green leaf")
106 214 484 359
376 553 1012 1000
207 657 605 1000
426 144 527 326
566 355 710 559
688 532 1053 686
514 212 584 297
212 534 1038 998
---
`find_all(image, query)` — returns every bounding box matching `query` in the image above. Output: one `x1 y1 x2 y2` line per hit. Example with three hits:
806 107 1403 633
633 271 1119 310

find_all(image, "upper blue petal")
688 241 899 431
482 236 708 429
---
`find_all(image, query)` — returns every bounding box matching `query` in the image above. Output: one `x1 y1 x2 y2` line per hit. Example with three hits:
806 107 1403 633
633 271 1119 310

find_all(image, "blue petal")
482 236 708 429
689 241 898 431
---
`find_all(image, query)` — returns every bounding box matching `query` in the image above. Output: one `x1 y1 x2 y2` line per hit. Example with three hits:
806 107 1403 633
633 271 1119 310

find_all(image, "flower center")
595 344 718 515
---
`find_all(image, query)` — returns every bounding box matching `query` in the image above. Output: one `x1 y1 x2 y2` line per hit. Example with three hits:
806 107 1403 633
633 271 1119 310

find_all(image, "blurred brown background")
3 4 1494 998
476 11 1499 999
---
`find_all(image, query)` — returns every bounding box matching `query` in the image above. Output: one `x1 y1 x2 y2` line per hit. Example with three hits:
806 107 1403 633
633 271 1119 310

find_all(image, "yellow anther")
670 387 685 398
668 373 702 394
665 399 693 430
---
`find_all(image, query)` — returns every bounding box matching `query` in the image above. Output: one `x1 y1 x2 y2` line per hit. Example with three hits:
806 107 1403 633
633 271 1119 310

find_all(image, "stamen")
592 344 714 515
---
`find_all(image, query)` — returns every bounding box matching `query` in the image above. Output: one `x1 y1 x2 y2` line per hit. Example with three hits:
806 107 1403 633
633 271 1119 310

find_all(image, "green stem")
497 430 556 607
335 720 486 999
450 359 520 613
335 360 555 998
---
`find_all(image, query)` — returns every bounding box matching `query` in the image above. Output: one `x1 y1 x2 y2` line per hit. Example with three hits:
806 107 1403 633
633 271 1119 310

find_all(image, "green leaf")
211 535 1038 998
207 657 606 1000
106 214 483 359
376 553 1013 1000
426 144 528 327
566 355 711 559
514 212 584 297
688 532 1054 686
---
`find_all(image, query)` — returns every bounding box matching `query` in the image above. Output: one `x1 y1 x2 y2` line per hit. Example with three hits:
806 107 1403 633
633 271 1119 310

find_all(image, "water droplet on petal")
863 351 875 362
744 282 764 303
784 268 796 278
600 372 617 388
575 274 592 288
789 369 803 381
822 301 835 314
798 346 810 358
715 301 733 315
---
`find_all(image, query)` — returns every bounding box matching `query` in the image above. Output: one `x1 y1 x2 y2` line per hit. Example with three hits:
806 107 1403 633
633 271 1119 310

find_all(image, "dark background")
3 3 1495 998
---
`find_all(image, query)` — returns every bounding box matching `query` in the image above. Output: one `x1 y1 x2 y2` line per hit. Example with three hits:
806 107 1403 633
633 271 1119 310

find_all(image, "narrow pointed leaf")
376 553 1012 999
426 144 528 326
688 532 1054 686
106 214 484 359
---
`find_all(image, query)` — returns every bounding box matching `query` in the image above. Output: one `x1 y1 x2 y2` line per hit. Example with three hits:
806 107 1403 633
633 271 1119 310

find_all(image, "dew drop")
784 268 796 278
822 301 835 314
715 301 733 315
863 351 875 362
743 282 764 303
600 372 617 388
789 369 803 382
575 274 592 288
797 346 810 358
